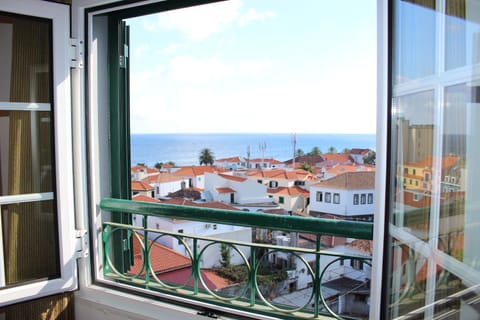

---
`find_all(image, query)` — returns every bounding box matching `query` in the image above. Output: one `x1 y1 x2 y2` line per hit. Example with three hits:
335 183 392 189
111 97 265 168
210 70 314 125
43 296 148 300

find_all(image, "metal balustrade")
100 198 373 320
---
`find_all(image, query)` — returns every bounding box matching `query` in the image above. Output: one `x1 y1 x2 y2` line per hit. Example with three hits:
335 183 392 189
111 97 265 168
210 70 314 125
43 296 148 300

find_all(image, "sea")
131 133 376 167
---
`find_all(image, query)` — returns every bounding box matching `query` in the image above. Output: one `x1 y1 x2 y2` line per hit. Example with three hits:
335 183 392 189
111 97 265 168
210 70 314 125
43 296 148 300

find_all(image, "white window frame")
0 0 77 306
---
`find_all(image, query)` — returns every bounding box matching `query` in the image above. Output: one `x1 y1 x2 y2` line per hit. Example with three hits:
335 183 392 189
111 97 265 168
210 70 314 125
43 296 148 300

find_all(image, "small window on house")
279 196 285 204
404 168 408 174
360 194 366 204
353 194 359 205
325 192 331 203
316 191 323 202
257 180 263 184
269 181 278 188
350 259 363 271
367 193 373 204
333 193 340 204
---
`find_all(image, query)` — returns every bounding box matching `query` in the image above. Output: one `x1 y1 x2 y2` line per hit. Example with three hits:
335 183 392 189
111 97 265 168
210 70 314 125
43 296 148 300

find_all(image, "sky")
127 0 377 134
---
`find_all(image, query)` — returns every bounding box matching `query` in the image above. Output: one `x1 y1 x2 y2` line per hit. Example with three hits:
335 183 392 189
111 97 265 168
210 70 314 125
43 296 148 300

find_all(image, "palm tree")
327 146 337 154
296 148 305 157
154 162 163 170
342 148 351 154
308 146 322 156
199 148 215 166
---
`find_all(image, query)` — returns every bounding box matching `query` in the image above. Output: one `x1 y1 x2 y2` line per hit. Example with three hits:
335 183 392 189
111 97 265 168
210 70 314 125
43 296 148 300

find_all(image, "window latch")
75 229 89 259
69 38 84 69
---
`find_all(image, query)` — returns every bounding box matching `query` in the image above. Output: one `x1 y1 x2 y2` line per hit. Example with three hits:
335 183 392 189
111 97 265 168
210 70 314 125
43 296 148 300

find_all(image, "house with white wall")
309 171 375 222
203 172 272 205
146 171 189 198
214 156 247 170
132 199 251 269
173 165 219 190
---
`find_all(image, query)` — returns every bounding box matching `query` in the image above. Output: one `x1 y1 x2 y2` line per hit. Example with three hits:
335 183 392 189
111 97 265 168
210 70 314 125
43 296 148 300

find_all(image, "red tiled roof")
132 194 160 203
218 173 246 182
326 164 375 176
129 233 191 275
216 187 236 194
131 180 154 191
314 171 375 190
174 166 217 177
216 156 242 163
267 186 309 197
321 153 353 163
155 172 185 183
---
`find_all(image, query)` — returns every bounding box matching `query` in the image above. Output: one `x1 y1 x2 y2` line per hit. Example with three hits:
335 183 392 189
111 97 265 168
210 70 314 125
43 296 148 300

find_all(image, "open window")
0 0 76 306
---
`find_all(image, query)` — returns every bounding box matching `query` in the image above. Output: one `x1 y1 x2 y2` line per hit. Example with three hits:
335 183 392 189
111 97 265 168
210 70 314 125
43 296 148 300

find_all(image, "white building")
133 199 252 269
309 171 375 221
203 172 272 205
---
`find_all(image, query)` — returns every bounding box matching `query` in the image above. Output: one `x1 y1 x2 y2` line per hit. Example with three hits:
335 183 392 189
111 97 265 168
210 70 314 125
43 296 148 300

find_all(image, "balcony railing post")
249 246 256 307
314 234 322 318
193 238 199 295
143 215 150 285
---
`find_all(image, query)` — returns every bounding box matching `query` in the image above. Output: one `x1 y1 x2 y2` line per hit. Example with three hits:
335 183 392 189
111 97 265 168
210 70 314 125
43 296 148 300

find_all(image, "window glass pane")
1 200 59 286
0 111 54 196
0 12 59 288
445 0 480 70
393 0 436 84
389 1 480 318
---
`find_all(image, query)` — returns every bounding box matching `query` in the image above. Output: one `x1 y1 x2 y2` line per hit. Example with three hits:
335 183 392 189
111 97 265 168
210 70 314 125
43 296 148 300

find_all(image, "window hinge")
69 38 84 69
75 229 89 259
119 44 128 69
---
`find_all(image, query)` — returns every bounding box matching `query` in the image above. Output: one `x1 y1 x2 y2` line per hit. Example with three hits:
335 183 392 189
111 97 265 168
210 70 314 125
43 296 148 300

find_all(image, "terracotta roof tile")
314 171 375 190
267 186 309 197
129 233 191 275
132 194 160 203
131 180 154 191
218 173 247 182
216 187 236 194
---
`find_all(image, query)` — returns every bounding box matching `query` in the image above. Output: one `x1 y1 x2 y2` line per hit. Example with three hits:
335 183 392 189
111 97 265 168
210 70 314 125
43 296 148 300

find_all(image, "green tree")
199 148 215 166
219 243 231 268
327 146 337 154
363 150 376 165
154 162 163 170
136 162 146 167
308 146 322 156
296 148 305 157
342 148 351 154
299 162 313 173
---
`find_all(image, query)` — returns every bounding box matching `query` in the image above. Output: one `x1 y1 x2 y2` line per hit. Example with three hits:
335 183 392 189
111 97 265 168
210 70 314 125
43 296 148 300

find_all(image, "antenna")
259 142 266 169
292 133 297 168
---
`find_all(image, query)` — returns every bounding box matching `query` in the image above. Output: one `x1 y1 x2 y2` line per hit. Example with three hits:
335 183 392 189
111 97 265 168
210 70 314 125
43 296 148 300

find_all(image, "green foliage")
219 243 232 268
363 150 376 165
298 162 313 173
327 146 337 154
307 146 322 156
199 148 215 166
154 162 163 170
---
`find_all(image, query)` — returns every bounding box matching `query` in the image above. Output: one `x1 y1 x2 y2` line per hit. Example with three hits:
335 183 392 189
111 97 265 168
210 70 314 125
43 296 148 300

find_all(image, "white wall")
310 187 374 216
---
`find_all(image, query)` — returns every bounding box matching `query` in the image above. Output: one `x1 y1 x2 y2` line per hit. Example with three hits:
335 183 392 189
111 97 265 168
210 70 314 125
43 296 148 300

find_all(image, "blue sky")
127 0 377 134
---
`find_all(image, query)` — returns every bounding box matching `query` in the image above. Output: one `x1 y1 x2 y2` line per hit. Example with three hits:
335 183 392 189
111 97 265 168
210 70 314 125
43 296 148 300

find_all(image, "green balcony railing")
100 198 374 320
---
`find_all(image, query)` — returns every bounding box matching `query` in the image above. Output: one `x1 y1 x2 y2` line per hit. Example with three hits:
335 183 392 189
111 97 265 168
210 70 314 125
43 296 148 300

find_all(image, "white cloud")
168 55 272 84
156 0 243 40
238 8 276 26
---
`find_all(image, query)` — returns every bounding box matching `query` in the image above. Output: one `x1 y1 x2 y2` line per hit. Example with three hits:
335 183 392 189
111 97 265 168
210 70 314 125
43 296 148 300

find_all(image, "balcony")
100 198 373 319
